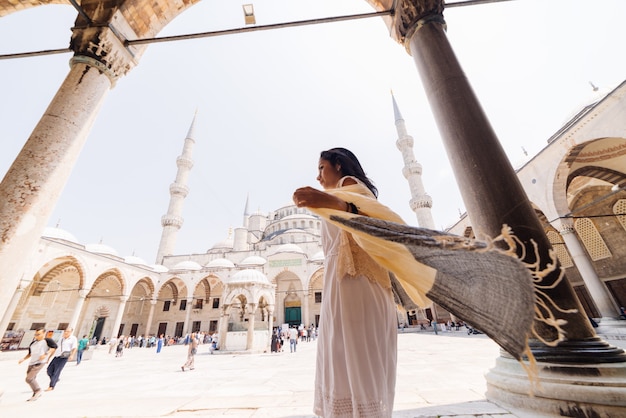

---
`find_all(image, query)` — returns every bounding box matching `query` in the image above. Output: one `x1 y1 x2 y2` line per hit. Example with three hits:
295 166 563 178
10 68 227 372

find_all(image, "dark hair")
320 148 378 198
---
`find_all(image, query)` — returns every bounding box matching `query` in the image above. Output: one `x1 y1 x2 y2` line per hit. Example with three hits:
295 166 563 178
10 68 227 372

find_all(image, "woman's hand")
293 186 347 211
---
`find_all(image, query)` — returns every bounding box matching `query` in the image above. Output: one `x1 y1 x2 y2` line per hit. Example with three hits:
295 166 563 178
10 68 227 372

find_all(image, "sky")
1 0 626 264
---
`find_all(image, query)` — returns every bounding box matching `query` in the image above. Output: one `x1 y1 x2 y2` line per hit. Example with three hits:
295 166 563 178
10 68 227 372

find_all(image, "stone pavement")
1 331 623 418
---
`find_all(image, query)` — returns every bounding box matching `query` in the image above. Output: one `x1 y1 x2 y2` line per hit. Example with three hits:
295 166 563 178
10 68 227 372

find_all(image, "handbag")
61 351 71 358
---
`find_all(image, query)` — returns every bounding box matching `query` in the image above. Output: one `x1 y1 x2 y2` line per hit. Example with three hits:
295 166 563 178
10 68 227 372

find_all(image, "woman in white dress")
293 148 399 418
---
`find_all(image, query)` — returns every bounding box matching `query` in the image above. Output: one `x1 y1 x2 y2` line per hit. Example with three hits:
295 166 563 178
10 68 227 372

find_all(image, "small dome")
272 243 305 255
150 264 169 272
311 251 325 261
86 243 119 256
42 227 80 243
224 269 270 285
281 213 317 221
124 255 148 266
171 260 202 271
206 258 235 268
239 255 267 266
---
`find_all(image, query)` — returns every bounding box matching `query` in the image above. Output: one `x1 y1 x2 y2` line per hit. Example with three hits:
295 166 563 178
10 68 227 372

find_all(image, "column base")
486 355 626 418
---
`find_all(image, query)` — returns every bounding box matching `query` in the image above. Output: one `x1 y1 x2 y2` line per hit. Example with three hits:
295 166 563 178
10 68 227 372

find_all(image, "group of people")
270 325 317 353
18 327 80 401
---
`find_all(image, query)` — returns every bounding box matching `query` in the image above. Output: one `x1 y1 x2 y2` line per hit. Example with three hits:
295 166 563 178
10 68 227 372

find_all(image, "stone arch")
32 256 86 296
88 269 125 299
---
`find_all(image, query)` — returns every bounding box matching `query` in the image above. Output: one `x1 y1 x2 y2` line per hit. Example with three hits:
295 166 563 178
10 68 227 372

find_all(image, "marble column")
266 305 274 353
0 21 141 324
246 303 257 351
389 1 626 415
0 279 28 338
302 291 310 327
559 223 617 318
183 297 194 335
69 289 89 331
144 299 157 338
110 296 128 339
218 305 230 350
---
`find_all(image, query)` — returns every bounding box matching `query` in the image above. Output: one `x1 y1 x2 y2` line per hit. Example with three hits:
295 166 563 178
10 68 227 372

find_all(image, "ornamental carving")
393 0 445 47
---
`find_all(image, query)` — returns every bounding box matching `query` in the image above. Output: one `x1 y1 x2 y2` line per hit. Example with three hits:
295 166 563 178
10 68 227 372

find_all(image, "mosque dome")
124 255 148 266
311 251 325 261
171 260 202 271
86 243 119 256
150 264 169 272
272 243 305 255
211 233 234 250
224 269 271 286
239 255 267 266
42 227 79 243
206 258 235 268
281 213 317 221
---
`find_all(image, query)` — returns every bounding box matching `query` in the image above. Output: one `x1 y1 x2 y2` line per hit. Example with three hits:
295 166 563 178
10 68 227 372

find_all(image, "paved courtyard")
2 331 623 417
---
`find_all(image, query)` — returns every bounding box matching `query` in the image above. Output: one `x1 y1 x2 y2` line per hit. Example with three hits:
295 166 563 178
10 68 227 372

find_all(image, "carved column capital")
392 0 446 53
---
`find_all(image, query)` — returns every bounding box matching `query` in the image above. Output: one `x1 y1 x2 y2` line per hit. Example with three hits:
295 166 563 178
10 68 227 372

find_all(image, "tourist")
76 334 90 365
293 147 399 417
181 332 199 371
18 327 56 401
46 327 78 391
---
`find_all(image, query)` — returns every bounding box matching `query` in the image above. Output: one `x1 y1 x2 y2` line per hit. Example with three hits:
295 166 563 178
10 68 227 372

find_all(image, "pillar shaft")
69 290 88 331
111 296 128 339
0 282 26 338
246 303 256 350
0 62 111 323
183 297 193 335
144 300 157 338
405 12 595 345
560 226 617 318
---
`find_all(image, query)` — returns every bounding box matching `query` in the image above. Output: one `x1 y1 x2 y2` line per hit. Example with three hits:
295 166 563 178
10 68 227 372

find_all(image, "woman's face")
317 158 342 190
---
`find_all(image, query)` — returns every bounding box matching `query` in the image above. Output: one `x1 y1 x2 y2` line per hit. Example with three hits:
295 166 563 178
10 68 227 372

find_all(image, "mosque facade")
2 83 626 353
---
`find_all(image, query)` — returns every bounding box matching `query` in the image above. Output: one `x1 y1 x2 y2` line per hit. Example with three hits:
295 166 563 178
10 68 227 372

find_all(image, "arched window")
614 199 626 232
574 218 612 261
546 230 573 268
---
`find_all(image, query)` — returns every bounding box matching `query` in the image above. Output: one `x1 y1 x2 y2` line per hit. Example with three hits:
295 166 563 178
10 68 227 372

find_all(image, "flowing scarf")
310 182 568 367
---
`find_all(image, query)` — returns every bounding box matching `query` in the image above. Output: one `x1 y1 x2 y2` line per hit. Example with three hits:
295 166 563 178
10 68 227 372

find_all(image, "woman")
293 148 399 418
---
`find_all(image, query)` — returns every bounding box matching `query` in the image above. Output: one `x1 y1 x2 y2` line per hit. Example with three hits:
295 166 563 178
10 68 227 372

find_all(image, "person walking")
293 147 399 417
181 332 199 371
46 327 78 391
76 335 89 365
156 334 164 353
18 328 56 401
289 327 298 353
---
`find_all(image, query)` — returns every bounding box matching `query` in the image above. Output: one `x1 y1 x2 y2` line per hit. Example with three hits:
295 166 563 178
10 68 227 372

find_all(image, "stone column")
183 297 194 335
559 223 617 318
302 291 310 327
246 303 257 351
266 305 274 353
0 279 28 338
389 1 626 415
144 299 157 338
218 305 230 350
110 296 128 339
69 289 89 331
0 20 141 323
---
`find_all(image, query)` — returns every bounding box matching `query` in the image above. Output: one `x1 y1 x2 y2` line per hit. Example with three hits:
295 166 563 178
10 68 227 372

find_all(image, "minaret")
392 93 436 229
155 112 197 263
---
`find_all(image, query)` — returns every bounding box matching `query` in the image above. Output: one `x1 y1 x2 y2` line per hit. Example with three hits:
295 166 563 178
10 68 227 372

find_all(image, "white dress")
313 178 397 418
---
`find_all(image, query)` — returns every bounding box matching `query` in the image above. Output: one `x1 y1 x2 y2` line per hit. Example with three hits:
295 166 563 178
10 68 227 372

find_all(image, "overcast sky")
2 0 626 264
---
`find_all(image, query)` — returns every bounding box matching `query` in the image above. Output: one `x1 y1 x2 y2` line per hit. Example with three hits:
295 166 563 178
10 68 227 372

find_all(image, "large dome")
206 258 235 268
124 255 148 266
171 260 202 271
271 243 305 255
42 227 80 243
86 243 118 256
224 269 270 286
239 256 267 266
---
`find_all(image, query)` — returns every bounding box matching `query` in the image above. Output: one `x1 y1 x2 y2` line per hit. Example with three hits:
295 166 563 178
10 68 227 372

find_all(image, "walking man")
18 328 56 401
76 335 89 365
289 327 298 353
46 327 77 391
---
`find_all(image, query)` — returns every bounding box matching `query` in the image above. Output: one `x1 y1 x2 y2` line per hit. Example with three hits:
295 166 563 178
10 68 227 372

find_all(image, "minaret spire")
155 112 197 263
392 92 436 229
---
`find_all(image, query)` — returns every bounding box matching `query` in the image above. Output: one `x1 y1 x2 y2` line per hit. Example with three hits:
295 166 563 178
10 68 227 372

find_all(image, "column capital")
70 9 146 84
78 289 89 298
119 295 129 303
391 0 446 53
